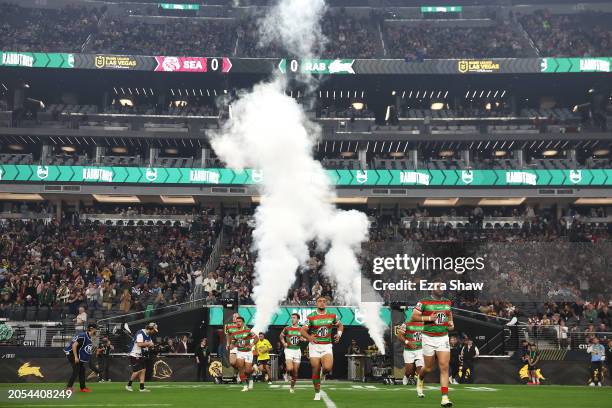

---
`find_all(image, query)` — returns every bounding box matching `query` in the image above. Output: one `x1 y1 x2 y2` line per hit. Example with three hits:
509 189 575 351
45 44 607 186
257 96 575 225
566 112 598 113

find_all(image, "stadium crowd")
0 3 102 53
88 18 236 56
0 204 609 343
1 3 611 60
0 209 219 323
384 23 531 60
520 10 612 57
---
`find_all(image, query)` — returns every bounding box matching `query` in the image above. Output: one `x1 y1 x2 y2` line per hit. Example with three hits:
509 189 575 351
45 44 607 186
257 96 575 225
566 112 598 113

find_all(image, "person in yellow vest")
256 332 273 384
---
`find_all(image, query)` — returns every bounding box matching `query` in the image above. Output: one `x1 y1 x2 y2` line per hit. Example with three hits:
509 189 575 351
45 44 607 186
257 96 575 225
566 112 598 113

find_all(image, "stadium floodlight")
111 147 128 154
593 149 610 156
8 144 24 151
352 102 364 110
494 150 507 157
431 102 444 110
61 146 76 153
119 98 133 107
543 150 558 157
439 150 454 157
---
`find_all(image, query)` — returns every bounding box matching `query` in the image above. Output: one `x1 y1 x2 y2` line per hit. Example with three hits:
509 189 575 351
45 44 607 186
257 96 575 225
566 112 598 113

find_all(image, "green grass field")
0 381 610 408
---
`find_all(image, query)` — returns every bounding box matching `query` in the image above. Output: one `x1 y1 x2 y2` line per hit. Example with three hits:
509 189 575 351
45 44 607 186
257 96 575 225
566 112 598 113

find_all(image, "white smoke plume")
210 0 386 352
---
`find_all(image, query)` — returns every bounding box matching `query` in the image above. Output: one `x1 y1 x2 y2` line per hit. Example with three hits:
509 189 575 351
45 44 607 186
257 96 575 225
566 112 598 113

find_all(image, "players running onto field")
224 313 242 380
301 296 344 401
231 316 258 392
412 288 454 407
280 313 305 393
398 310 425 398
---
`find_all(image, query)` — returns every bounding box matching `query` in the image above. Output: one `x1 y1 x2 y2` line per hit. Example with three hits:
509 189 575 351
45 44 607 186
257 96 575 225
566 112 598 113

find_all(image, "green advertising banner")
159 3 200 10
278 58 355 74
420 6 462 12
540 57 612 73
209 305 392 326
0 51 74 69
0 165 609 187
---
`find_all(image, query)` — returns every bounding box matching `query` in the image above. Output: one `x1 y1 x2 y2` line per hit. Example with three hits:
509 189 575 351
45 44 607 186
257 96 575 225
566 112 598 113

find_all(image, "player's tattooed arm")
279 328 287 347
334 320 344 343
300 324 314 343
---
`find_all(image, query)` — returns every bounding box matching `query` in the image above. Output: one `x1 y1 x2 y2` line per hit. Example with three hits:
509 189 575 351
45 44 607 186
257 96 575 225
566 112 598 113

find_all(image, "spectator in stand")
74 306 87 332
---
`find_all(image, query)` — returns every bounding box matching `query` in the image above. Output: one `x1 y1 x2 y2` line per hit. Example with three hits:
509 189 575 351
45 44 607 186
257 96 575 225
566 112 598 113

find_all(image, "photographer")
126 322 158 393
97 336 114 382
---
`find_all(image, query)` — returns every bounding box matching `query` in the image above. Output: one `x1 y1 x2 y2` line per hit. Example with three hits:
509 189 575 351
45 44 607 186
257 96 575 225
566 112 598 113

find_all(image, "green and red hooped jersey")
415 297 452 337
231 328 257 352
307 312 338 344
224 322 241 337
282 326 303 350
400 320 423 350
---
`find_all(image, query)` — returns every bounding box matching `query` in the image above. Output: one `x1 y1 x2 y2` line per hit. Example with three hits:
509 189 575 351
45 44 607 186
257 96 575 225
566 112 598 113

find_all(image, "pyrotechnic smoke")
210 0 386 352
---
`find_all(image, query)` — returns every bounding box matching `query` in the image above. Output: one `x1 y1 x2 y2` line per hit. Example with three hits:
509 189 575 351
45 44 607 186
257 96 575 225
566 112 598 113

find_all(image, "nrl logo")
356 170 368 184
461 170 474 184
458 60 469 73
37 166 49 180
94 55 106 69
569 170 582 184
18 362 43 378
146 167 158 182
252 169 264 183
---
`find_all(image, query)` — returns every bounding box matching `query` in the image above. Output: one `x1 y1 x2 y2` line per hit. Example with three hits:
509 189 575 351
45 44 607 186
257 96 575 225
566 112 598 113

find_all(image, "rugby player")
411 288 454 407
224 313 242 380
231 316 258 392
301 296 344 401
280 313 304 393
397 309 425 398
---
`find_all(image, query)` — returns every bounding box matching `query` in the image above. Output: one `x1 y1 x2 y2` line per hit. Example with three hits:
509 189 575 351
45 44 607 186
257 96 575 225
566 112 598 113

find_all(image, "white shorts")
403 349 424 367
229 347 238 355
422 334 450 357
284 348 302 363
308 343 333 359
236 350 253 364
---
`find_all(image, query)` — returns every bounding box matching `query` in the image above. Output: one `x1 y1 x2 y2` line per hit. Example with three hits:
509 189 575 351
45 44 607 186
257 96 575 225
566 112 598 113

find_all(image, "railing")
80 213 198 227
401 216 527 229
518 324 612 351
193 228 225 300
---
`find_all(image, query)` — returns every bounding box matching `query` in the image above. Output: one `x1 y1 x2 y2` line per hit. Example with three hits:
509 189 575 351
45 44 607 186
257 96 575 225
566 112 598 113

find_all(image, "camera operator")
195 338 209 381
126 322 158 392
97 336 114 382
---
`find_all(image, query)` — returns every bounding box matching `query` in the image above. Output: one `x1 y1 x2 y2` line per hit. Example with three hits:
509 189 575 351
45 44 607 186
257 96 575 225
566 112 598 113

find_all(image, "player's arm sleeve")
411 304 424 321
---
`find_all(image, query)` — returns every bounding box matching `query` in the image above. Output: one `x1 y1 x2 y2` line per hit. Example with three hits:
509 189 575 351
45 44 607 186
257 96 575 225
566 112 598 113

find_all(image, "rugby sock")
139 383 144 390
312 374 321 391
127 381 133 387
239 374 246 384
291 373 296 387
441 386 448 395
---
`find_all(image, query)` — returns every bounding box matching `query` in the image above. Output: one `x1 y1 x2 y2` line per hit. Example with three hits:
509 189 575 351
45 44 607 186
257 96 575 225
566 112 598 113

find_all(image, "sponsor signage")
0 165 610 187
154 56 208 72
209 305 392 326
0 51 74 68
458 60 501 74
421 6 462 13
94 54 139 70
540 57 612 73
159 3 200 10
